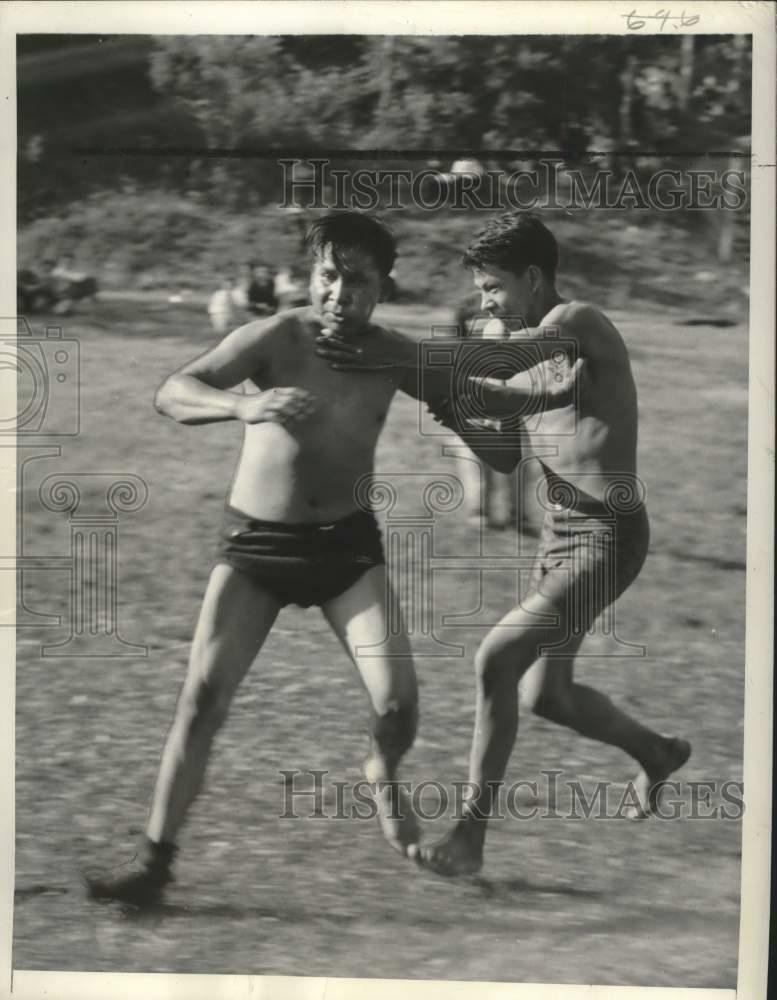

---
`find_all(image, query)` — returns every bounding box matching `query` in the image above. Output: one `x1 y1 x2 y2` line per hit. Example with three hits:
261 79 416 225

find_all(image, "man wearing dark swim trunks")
86 213 426 905
317 212 691 876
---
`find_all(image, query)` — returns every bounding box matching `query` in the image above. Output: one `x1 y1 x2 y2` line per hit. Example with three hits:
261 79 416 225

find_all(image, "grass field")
13 297 747 986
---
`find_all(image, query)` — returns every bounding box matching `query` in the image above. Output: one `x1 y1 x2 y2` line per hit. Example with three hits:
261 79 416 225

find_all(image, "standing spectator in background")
207 275 237 334
232 262 252 312
454 293 535 534
247 262 277 317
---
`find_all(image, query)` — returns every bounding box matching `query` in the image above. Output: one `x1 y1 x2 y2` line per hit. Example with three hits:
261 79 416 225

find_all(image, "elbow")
153 380 171 417
154 377 181 420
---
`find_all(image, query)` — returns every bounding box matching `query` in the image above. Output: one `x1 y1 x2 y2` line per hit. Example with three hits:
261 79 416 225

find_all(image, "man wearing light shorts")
317 212 691 876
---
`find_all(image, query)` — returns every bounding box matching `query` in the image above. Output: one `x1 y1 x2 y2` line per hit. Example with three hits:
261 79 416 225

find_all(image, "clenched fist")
236 387 317 426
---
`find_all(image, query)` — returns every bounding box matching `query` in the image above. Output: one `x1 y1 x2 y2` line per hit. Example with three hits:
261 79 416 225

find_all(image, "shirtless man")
317 212 691 876
86 212 422 905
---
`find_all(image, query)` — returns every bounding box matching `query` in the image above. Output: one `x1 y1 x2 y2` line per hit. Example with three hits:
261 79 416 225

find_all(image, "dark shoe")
84 838 176 906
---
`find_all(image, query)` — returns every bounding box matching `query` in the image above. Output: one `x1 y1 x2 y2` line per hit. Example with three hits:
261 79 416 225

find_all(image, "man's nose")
330 278 353 305
481 293 493 312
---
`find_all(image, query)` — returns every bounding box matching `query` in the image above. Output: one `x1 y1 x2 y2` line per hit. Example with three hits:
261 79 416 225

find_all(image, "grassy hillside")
18 186 749 318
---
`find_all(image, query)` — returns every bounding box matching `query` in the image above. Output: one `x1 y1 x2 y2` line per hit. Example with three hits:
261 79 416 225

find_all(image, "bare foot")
409 816 484 876
624 736 692 819
369 779 420 857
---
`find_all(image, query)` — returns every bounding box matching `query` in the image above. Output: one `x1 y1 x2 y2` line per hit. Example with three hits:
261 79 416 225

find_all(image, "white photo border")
1 3 773 999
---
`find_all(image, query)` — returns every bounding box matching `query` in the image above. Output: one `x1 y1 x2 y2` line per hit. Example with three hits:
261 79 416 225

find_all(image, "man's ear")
379 271 399 304
527 264 543 293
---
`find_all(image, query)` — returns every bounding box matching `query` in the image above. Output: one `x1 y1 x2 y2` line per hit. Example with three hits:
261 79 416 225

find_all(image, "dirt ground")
13 299 747 986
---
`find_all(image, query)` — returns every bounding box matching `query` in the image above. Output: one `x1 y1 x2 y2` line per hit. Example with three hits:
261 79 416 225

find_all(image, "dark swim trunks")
527 488 650 634
215 505 385 608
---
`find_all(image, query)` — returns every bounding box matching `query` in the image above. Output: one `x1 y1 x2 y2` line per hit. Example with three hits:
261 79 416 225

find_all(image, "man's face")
472 263 539 328
309 246 383 336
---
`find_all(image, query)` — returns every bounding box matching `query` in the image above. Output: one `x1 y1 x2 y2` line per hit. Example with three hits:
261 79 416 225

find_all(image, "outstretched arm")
462 356 585 420
315 327 569 473
316 314 586 384
405 355 583 420
406 363 577 474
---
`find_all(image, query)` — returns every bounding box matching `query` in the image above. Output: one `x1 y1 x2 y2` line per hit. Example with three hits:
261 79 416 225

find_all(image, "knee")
528 687 571 724
474 644 517 691
178 673 233 732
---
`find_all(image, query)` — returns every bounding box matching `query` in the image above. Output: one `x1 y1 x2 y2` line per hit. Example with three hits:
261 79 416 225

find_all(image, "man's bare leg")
417 590 689 875
322 565 420 855
145 564 281 841
86 564 281 902
414 603 538 876
520 647 691 819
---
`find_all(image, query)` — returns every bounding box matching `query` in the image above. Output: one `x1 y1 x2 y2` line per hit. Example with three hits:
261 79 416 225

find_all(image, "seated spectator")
52 254 98 301
17 264 56 314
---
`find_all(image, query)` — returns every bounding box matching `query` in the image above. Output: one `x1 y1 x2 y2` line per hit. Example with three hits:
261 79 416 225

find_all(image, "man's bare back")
229 307 398 522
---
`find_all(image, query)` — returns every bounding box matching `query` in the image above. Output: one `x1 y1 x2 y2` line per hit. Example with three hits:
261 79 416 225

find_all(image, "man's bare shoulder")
542 299 609 329
225 308 318 370
242 306 316 341
543 300 625 358
176 307 318 384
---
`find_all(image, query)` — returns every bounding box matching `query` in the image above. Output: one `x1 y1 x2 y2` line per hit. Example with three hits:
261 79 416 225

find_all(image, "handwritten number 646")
624 9 701 31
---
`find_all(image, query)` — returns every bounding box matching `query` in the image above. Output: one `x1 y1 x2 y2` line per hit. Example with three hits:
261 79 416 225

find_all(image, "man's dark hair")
306 212 396 278
462 212 559 282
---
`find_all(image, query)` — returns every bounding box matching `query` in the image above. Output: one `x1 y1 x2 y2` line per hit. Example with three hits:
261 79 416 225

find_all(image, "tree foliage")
18 33 751 219
147 34 750 153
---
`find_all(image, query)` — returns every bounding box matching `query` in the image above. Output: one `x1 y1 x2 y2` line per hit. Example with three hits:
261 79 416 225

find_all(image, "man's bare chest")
255 351 396 427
